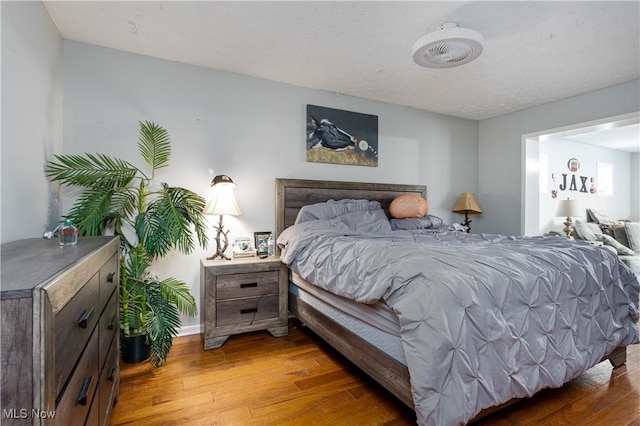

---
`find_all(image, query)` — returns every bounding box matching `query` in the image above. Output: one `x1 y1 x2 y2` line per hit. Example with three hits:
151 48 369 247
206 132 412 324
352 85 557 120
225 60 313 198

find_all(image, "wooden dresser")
200 256 288 350
1 237 120 425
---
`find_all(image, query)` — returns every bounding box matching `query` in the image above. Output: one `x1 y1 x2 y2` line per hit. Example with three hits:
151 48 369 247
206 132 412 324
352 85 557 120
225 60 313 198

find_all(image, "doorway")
522 112 639 236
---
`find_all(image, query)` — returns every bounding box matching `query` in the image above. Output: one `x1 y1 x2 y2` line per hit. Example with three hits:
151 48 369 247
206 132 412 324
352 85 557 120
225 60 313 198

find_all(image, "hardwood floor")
111 320 639 425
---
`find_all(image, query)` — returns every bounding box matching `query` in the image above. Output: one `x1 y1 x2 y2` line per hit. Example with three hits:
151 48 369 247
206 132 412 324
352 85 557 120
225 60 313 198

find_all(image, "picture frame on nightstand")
254 231 271 256
233 237 256 258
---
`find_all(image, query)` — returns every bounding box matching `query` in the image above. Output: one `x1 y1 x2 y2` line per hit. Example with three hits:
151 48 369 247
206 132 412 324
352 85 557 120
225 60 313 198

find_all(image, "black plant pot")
121 334 150 364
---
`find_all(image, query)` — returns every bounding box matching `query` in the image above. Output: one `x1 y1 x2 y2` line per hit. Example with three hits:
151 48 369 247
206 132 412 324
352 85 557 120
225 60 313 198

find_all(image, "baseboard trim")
178 324 202 337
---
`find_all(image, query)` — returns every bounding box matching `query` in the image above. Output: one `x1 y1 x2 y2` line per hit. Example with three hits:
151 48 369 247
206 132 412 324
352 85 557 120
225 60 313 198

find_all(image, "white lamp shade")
204 183 242 216
556 199 581 218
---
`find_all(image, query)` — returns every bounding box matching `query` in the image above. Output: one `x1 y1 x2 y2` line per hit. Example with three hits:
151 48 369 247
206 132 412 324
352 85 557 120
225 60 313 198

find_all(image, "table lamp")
556 198 581 239
204 175 242 260
452 192 482 233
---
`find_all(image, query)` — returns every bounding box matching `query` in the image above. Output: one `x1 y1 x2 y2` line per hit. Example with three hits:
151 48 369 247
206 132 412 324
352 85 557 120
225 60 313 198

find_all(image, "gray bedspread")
278 219 640 425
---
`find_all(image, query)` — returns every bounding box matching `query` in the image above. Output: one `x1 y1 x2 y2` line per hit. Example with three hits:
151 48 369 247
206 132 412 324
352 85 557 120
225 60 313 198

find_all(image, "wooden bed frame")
275 178 627 422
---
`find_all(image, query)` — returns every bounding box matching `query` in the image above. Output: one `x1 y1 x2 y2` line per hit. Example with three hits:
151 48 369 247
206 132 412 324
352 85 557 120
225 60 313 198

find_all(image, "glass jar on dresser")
1 237 120 425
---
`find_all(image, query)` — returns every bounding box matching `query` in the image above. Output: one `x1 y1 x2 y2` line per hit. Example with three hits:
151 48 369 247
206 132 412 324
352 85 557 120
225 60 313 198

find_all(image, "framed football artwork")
306 105 378 167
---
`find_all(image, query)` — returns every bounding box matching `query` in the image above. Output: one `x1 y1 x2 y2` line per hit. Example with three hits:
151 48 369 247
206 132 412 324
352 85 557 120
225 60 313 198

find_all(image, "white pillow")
600 234 635 256
574 220 598 241
587 208 611 224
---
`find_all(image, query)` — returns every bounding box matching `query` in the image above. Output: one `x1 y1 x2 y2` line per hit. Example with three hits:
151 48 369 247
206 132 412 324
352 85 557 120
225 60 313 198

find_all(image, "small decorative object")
306 104 378 167
233 237 256 258
452 193 482 233
57 219 78 246
556 198 581 239
551 173 558 198
254 231 272 257
204 175 242 260
589 177 597 194
567 158 580 172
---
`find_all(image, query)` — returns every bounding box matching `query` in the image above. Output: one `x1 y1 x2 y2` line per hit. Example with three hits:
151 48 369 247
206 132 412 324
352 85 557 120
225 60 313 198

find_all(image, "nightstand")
200 256 288 349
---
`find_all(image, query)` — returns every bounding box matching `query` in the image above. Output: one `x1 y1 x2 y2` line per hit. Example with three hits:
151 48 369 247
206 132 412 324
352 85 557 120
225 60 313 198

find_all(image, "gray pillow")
625 222 640 253
600 234 635 255
573 220 598 241
295 199 381 224
612 224 631 250
337 209 392 234
390 215 445 231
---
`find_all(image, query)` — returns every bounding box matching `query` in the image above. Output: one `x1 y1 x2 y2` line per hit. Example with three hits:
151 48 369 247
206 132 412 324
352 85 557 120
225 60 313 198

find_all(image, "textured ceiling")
43 1 639 122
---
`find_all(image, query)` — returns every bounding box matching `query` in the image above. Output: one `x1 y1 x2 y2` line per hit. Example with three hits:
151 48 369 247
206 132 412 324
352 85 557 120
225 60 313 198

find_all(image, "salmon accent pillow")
389 193 428 219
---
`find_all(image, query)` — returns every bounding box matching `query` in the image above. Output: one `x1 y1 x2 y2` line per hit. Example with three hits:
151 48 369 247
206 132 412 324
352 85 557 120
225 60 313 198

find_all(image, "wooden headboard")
275 178 427 239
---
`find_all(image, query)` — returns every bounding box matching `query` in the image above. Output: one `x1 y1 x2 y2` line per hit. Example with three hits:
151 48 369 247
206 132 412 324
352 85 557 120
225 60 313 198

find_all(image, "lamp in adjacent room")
204 175 242 260
452 192 482 233
556 198 581 239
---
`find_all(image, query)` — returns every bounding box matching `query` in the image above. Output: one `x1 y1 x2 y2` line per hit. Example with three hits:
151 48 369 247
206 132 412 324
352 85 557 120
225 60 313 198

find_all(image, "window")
597 162 613 197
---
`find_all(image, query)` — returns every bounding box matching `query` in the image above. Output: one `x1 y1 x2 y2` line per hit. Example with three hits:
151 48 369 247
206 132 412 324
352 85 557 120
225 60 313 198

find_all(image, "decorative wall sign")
550 157 595 197
306 104 378 167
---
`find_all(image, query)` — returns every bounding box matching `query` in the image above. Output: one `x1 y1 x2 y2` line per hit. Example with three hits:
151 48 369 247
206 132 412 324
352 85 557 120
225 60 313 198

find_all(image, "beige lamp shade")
204 175 242 216
556 198 581 218
452 193 482 214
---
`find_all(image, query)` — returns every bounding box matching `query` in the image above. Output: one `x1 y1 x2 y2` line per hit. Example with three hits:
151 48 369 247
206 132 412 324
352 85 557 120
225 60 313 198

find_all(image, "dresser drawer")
216 271 279 300
55 328 99 426
98 293 117 370
216 295 279 326
54 273 100 396
99 254 118 314
98 339 119 426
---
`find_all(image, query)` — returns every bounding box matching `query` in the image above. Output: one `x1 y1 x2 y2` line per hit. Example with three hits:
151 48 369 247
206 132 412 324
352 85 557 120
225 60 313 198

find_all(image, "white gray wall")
478 80 640 236
1 1 63 242
61 41 478 334
632 153 640 221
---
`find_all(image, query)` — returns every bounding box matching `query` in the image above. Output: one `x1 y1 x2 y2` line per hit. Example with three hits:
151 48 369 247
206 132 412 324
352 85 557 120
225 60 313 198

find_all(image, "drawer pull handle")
240 282 258 289
107 365 117 381
77 307 95 329
107 272 116 283
78 376 92 406
107 315 115 330
241 307 258 314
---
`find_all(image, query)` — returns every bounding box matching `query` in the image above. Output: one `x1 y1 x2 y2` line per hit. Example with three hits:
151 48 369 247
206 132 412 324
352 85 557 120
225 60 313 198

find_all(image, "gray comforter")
278 219 640 425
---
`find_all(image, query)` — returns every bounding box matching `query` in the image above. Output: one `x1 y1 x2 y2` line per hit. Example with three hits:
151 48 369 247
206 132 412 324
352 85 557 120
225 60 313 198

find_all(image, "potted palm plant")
45 121 208 366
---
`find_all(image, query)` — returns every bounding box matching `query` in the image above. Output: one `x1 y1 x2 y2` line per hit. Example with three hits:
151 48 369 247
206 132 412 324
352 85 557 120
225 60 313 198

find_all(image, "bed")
274 178 639 425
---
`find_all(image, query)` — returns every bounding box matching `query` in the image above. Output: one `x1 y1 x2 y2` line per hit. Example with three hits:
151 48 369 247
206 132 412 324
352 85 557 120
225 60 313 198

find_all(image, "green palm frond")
65 186 138 237
45 153 138 188
158 277 198 317
138 121 171 173
145 281 181 366
137 184 208 258
134 208 172 259
164 185 209 249
66 186 118 236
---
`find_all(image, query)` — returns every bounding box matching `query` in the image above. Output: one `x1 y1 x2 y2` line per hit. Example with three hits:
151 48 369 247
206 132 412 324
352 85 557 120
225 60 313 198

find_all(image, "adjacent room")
1 1 639 425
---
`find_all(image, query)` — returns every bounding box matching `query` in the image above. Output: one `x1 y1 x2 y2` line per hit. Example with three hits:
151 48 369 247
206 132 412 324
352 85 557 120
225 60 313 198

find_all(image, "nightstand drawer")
216 295 279 326
216 271 279 300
